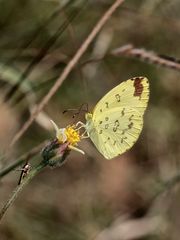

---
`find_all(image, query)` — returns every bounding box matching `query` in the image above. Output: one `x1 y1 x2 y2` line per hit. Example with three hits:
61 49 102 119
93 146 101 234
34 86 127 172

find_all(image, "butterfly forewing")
92 77 149 117
87 77 149 159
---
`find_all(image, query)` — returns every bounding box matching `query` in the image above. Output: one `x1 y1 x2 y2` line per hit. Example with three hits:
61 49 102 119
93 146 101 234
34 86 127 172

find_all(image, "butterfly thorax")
85 112 94 133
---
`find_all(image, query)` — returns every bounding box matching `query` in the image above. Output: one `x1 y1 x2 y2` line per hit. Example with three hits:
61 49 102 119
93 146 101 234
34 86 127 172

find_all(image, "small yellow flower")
50 120 84 155
65 125 80 145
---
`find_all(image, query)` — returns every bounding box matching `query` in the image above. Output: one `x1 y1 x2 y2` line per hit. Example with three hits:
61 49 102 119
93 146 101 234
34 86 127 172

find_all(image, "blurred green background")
0 0 180 239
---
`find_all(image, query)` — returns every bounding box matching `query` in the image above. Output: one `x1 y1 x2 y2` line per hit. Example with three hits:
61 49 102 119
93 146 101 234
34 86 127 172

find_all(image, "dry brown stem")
111 44 180 70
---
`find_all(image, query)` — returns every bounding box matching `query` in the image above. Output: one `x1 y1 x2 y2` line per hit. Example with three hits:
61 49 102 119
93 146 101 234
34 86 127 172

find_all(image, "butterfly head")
85 112 93 121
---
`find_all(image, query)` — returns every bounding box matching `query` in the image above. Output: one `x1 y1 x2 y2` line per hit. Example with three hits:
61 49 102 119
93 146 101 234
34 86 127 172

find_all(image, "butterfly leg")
68 145 85 155
75 121 89 138
75 121 86 130
81 129 89 138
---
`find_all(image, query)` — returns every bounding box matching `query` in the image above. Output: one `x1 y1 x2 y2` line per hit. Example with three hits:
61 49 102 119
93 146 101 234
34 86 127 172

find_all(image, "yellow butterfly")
83 76 149 159
51 77 149 160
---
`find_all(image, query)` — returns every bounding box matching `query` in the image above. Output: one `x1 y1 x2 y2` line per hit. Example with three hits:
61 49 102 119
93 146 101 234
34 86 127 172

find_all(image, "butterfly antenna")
71 103 88 124
78 103 89 113
62 108 78 114
63 104 88 117
83 103 89 112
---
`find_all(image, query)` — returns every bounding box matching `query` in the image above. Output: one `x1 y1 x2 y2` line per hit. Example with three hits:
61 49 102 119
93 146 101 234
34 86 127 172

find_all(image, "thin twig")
0 141 47 178
10 0 125 147
111 44 180 71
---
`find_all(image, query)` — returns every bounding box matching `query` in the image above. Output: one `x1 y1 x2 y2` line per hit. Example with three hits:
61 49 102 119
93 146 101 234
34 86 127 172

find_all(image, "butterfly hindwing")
88 107 143 159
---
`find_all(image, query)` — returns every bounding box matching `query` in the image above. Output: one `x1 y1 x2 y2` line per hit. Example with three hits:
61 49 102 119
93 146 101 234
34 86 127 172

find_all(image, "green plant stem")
0 140 69 222
0 141 46 178
0 161 46 221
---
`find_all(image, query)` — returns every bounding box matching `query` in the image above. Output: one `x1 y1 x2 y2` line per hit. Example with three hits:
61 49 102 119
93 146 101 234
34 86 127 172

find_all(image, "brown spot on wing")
121 108 125 116
115 94 121 102
128 122 133 129
113 127 117 132
105 102 109 108
129 114 134 121
133 77 144 97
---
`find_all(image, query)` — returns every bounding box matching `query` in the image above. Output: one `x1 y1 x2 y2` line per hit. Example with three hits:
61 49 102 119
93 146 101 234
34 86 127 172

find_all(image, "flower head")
50 120 84 155
65 125 80 145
